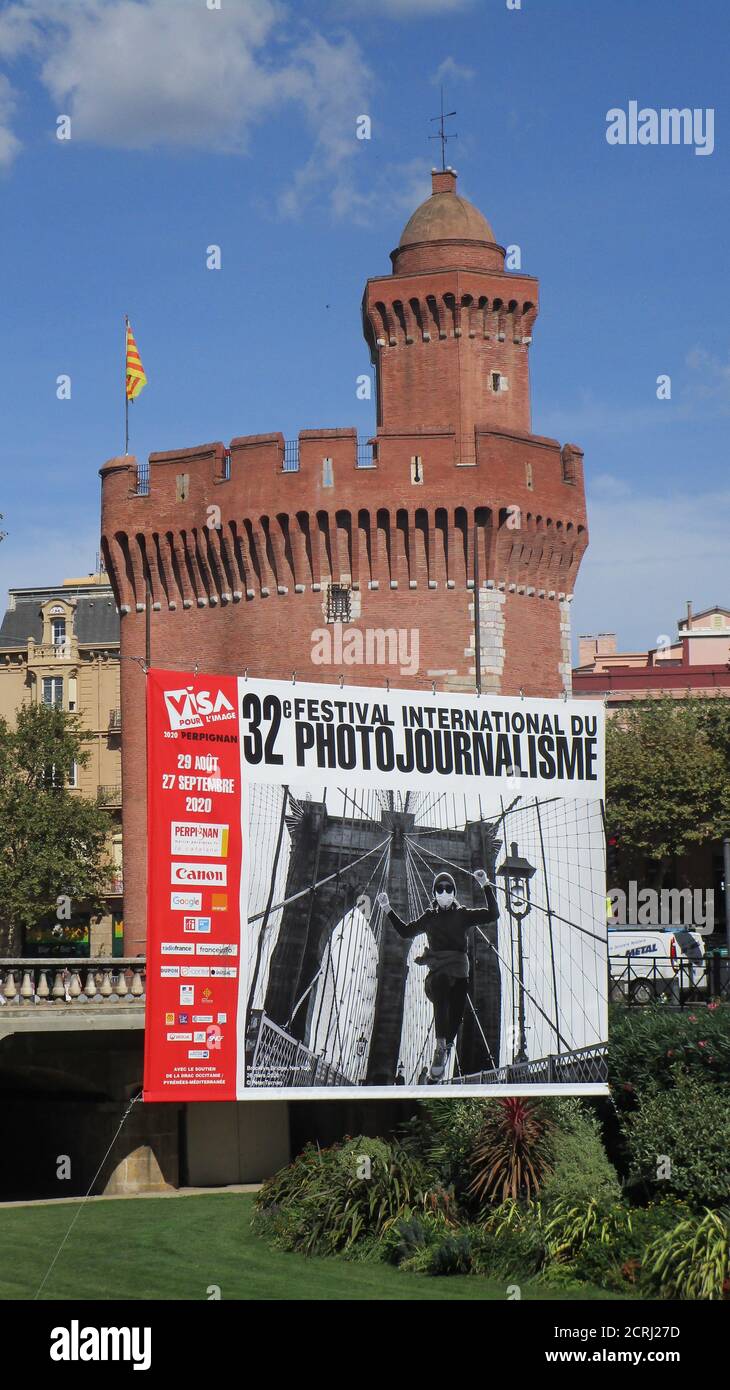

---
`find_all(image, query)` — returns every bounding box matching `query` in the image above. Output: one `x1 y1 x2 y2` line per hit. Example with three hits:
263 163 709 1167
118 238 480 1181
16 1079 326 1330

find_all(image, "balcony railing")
282 436 377 473
134 462 150 495
0 958 146 1007
97 784 122 808
357 437 376 468
108 874 124 895
283 439 299 472
28 643 74 661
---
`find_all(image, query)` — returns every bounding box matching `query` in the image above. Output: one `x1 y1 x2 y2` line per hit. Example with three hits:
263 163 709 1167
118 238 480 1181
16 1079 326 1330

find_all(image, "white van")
608 926 707 1004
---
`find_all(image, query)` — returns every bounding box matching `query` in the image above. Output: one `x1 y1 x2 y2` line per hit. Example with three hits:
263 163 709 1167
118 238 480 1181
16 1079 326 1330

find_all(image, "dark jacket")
386 886 496 977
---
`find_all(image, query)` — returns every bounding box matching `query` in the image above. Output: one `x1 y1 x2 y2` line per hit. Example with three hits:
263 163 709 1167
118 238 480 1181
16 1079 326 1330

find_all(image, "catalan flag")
125 319 147 401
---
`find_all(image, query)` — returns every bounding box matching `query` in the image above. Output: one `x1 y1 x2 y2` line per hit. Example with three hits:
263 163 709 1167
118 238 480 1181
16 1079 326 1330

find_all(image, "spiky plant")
543 1198 631 1263
468 1097 554 1207
644 1207 730 1300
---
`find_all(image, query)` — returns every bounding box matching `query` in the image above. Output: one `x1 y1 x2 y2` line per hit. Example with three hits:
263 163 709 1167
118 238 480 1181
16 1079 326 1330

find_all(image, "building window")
326 583 351 623
51 617 66 646
525 462 534 490
44 761 75 788
42 676 63 708
491 372 502 392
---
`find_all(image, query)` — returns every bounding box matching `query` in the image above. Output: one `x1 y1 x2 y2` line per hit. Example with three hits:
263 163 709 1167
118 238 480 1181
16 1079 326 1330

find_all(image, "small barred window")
326 583 351 623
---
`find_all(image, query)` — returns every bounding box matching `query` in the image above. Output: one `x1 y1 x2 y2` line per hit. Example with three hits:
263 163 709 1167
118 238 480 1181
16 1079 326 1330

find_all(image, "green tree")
605 696 730 887
0 704 112 952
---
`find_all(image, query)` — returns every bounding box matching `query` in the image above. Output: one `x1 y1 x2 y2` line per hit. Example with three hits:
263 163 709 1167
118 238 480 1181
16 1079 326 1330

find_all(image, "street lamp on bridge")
497 842 537 1063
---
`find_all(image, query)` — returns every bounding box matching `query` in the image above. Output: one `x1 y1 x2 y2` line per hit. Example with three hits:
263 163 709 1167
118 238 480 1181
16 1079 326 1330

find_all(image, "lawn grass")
0 1193 632 1301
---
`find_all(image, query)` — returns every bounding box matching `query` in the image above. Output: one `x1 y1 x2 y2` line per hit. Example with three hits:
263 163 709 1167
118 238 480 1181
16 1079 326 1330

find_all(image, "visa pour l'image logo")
163 685 235 731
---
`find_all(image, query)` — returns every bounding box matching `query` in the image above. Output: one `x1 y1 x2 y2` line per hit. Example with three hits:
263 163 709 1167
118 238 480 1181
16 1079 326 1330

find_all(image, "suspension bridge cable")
247 837 390 923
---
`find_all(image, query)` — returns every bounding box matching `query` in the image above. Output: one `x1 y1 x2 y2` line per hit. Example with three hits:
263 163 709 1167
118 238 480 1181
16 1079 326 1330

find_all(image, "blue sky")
0 0 728 654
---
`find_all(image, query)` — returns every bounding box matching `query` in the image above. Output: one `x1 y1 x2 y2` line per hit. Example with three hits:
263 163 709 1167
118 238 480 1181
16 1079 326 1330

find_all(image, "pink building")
573 604 730 706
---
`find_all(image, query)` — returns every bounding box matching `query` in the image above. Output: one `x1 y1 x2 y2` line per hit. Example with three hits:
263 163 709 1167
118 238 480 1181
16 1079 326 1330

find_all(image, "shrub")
538 1100 621 1209
382 1211 447 1267
543 1198 632 1265
472 1214 546 1281
254 1135 434 1257
643 1207 730 1300
400 1099 490 1197
621 1069 730 1205
608 1003 730 1102
468 1097 555 1206
428 1233 475 1276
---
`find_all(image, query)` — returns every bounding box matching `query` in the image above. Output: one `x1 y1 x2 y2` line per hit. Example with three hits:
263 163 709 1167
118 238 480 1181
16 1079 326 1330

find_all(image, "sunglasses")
435 883 455 894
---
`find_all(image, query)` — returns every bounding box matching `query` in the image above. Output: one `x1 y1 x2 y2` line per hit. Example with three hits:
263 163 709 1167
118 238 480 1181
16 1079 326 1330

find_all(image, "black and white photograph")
243 780 607 1094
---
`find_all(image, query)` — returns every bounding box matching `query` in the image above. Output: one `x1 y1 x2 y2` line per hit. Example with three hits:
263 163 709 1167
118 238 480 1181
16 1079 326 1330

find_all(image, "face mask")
436 890 454 907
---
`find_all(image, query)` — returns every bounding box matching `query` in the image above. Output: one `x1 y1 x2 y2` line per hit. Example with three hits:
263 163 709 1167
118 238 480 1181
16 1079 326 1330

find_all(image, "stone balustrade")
0 958 146 1007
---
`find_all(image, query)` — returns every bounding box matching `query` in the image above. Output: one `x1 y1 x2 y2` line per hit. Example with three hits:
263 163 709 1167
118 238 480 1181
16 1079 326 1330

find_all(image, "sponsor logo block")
160 942 195 955
197 943 237 957
179 985 194 1005
182 916 212 934
160 966 180 978
166 1032 192 1042
170 891 202 911
171 862 227 887
171 822 230 858
210 966 238 978
188 1049 210 1060
211 893 228 911
163 686 235 732
181 966 210 978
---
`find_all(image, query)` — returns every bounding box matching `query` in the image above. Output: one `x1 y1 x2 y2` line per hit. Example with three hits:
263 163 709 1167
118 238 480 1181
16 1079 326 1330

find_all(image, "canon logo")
171 862 227 886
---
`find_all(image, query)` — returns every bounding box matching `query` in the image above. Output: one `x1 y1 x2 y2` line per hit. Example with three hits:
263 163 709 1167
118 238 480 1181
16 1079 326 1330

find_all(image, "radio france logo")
183 916 212 933
163 685 235 731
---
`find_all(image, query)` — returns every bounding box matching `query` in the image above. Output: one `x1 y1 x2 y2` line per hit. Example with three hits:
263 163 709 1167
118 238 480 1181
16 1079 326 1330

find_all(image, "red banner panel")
143 670 242 1101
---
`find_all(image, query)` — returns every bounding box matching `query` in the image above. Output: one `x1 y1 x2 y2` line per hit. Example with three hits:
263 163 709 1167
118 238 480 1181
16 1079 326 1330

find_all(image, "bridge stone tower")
260 798 502 1084
100 166 588 952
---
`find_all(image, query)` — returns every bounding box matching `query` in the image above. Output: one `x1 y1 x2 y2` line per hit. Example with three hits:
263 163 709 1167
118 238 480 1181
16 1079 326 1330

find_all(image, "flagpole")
124 315 129 455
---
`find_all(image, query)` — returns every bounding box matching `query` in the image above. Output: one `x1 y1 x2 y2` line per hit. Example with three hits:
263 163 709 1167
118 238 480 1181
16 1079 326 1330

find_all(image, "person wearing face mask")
376 869 495 1081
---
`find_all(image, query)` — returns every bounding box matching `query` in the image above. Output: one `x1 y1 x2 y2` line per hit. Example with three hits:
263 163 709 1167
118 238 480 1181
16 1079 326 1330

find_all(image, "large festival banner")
144 670 607 1100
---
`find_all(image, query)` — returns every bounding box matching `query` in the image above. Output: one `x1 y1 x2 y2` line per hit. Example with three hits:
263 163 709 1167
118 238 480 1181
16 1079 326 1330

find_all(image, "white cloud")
0 0 379 216
572 482 730 654
321 157 430 229
588 473 633 500
431 55 475 84
367 0 474 13
539 388 675 439
682 346 730 416
0 74 22 169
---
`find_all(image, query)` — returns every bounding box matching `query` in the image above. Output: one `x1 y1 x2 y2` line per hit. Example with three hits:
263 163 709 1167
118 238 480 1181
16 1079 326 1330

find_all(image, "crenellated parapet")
100 422 586 618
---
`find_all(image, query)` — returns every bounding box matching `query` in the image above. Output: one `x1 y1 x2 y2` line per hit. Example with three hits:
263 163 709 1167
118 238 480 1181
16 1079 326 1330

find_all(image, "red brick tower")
100 167 588 950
